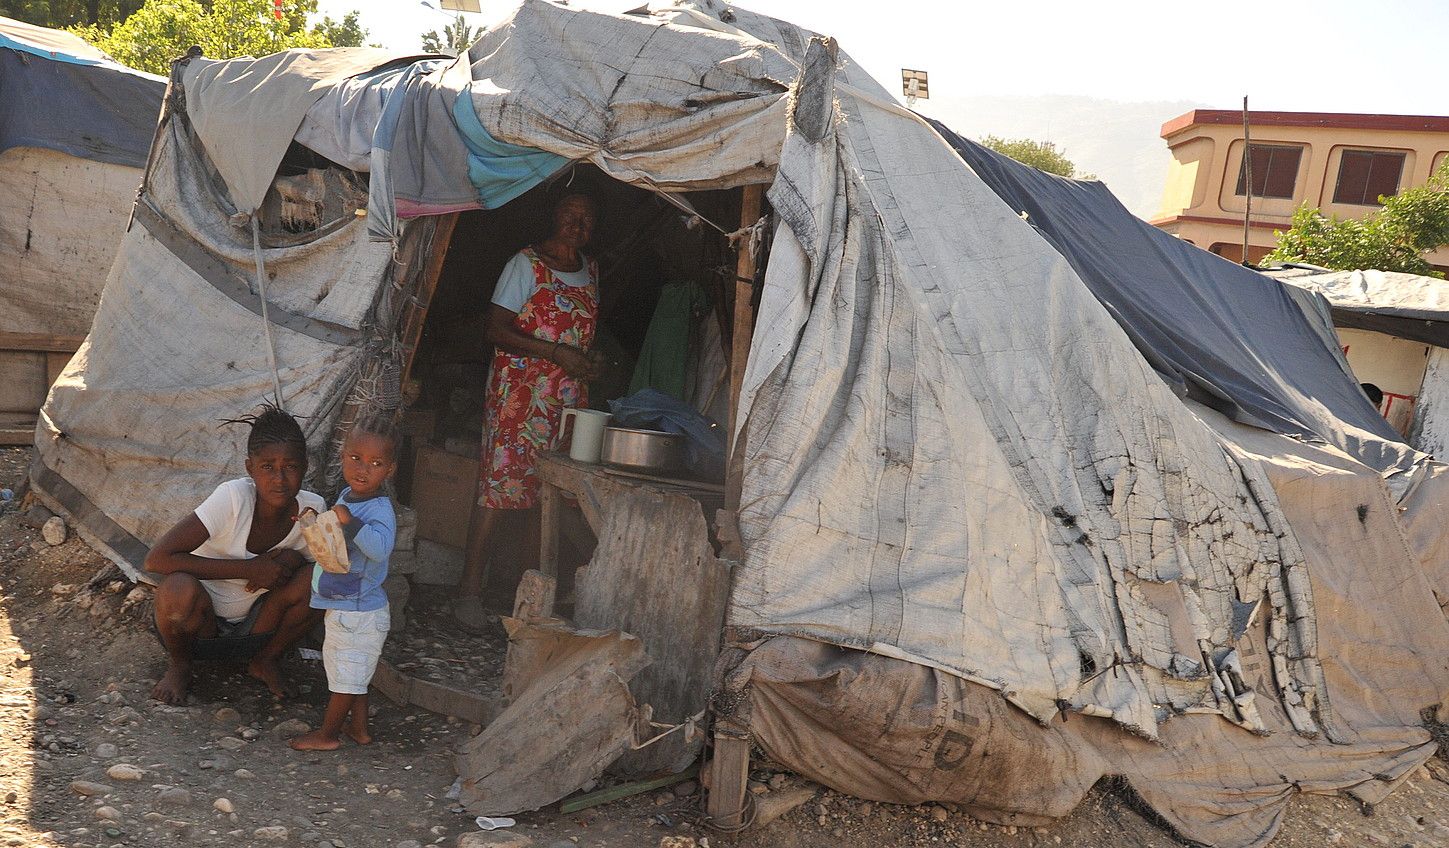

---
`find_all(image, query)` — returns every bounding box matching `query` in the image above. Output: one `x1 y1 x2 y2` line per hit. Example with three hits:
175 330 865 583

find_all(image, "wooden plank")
45 351 71 387
559 763 699 814
512 569 556 621
0 332 86 353
0 428 35 446
398 212 459 385
406 677 501 727
538 481 561 582
571 473 733 775
707 732 751 829
372 657 414 707
726 184 764 466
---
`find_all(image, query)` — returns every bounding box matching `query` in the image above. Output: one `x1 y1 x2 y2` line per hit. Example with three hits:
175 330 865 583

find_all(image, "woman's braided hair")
220 403 308 458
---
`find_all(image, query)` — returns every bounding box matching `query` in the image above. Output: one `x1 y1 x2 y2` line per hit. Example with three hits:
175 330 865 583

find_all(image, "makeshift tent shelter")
1265 266 1449 453
0 16 164 439
29 2 1449 846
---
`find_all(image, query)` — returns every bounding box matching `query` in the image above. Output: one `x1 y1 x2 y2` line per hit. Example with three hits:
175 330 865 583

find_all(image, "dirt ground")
1 445 1448 848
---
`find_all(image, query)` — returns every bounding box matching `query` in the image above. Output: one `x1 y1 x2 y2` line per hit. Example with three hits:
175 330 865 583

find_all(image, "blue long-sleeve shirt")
310 488 395 612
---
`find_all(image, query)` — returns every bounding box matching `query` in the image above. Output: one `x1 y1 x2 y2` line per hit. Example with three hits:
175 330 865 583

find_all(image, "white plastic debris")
474 816 515 831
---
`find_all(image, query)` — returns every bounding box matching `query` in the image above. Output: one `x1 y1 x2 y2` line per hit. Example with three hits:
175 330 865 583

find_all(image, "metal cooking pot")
600 426 685 473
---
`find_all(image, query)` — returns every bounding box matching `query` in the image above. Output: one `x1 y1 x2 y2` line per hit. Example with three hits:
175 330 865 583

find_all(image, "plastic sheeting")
1266 266 1449 348
934 126 1422 482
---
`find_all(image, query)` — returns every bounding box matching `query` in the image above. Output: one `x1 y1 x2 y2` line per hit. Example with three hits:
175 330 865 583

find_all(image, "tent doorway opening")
393 165 765 611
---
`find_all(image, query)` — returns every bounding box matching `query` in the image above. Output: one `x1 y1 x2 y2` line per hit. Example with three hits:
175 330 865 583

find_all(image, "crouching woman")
145 405 326 704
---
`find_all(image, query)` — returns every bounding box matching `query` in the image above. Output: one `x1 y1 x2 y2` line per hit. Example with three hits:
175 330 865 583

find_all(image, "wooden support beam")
707 731 752 830
0 332 86 353
559 763 699 814
397 212 459 386
512 568 556 622
726 184 764 498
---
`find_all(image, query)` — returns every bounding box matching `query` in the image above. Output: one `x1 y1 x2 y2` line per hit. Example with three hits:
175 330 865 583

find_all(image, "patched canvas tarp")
30 3 1449 846
1266 266 1449 348
0 17 164 340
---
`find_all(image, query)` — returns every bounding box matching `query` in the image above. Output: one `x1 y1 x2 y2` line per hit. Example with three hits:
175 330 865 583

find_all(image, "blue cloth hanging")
451 91 568 209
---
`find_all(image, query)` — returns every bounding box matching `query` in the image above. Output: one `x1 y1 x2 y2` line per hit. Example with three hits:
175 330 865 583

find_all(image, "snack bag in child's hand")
298 507 350 573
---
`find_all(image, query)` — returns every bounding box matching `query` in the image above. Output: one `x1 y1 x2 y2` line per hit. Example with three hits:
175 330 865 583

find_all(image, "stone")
767 773 788 791
272 719 311 739
70 781 111 797
747 780 768 795
94 806 122 821
752 786 817 828
213 707 242 724
253 825 290 841
456 833 533 848
50 583 77 596
41 515 67 545
672 780 698 797
213 798 235 814
106 764 144 781
26 504 55 529
931 806 949 823
143 813 165 823
158 787 192 807
93 742 120 759
658 838 696 848
234 769 255 779
216 737 247 751
397 841 423 848
242 727 260 740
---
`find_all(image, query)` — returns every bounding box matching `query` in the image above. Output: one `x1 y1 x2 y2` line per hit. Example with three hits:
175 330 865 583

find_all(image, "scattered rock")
397 841 423 848
767 773 788 791
272 718 311 739
931 806 949 823
93 742 119 759
672 780 698 797
26 504 55 528
94 806 122 821
747 780 768 796
213 707 242 724
158 787 192 807
70 781 111 797
50 583 77 596
241 727 260 740
253 825 290 841
456 833 533 848
213 798 235 814
234 769 255 779
860 802 874 817
41 515 67 545
106 764 144 781
216 737 247 751
659 838 697 848
752 785 817 828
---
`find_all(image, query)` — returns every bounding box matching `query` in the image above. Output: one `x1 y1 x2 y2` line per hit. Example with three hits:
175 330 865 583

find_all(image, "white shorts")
322 608 390 695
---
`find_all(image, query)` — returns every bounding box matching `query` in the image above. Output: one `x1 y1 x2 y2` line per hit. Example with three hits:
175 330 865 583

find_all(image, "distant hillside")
921 95 1203 220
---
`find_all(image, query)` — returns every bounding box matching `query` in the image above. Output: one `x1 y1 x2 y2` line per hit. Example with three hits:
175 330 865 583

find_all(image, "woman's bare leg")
455 503 504 631
151 574 218 704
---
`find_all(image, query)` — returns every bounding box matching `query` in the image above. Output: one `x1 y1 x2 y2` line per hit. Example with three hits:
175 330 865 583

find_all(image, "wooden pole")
726 184 764 481
1241 95 1252 267
707 730 752 830
398 212 459 384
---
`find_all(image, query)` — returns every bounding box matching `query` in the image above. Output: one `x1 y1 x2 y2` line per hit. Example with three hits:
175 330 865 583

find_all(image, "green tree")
980 135 1092 179
1264 162 1449 279
1 0 142 30
69 0 368 75
420 14 477 56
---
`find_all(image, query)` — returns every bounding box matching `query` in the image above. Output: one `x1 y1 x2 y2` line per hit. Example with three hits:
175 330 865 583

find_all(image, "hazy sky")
317 0 1448 117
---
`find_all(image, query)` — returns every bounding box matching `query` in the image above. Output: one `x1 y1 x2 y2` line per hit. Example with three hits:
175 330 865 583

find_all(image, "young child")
289 425 398 750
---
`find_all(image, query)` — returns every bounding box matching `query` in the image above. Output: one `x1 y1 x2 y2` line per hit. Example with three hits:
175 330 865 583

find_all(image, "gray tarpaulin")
30 3 1449 846
1265 266 1449 348
930 124 1424 484
0 17 163 168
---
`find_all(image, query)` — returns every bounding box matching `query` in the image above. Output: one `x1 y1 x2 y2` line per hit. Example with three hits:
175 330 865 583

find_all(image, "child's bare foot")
288 730 341 751
343 728 373 745
150 663 192 704
246 655 295 699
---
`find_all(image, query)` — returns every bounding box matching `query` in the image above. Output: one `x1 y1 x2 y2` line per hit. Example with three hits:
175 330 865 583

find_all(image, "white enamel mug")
561 408 612 463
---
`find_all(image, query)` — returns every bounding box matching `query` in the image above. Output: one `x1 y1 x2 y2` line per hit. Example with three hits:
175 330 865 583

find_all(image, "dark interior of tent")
393 164 766 605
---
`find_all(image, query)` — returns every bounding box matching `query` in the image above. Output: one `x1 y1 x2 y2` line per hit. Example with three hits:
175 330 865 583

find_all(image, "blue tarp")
930 119 1412 473
0 20 163 168
451 90 568 209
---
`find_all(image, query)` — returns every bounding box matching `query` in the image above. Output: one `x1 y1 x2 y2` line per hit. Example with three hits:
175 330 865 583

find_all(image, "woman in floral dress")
453 193 604 630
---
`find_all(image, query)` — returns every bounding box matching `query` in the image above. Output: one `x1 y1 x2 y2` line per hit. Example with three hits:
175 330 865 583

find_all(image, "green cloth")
629 280 708 401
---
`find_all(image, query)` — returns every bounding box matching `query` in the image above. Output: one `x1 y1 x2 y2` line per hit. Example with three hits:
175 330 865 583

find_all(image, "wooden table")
534 452 724 598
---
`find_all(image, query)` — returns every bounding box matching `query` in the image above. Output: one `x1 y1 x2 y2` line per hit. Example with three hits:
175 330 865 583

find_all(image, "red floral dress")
479 248 598 509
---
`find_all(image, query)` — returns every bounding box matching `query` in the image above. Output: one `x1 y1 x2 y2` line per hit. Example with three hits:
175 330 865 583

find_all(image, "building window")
1333 150 1406 205
1234 144 1302 199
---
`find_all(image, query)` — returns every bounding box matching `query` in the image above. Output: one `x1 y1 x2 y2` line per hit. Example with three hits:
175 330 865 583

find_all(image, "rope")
630 708 707 751
725 216 767 259
701 789 759 833
250 215 284 407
